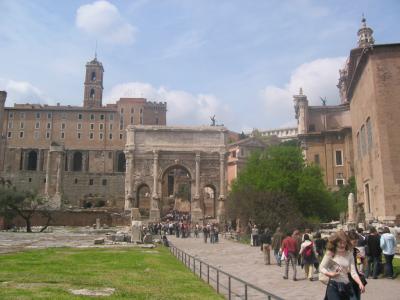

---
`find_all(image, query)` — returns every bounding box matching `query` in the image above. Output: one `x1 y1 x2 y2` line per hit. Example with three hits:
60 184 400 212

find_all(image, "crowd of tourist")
252 226 397 300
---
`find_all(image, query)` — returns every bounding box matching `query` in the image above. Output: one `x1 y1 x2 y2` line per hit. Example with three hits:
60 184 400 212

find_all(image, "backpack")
303 242 313 258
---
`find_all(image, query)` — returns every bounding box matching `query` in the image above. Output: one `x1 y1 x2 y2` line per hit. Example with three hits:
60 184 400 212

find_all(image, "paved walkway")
169 235 400 300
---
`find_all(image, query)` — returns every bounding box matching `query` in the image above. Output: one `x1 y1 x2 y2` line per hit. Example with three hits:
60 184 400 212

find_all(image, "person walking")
349 230 368 300
260 228 272 265
380 227 396 279
314 232 326 269
251 225 259 247
365 227 381 279
299 234 318 281
272 227 283 266
319 231 365 300
281 230 298 281
202 225 209 243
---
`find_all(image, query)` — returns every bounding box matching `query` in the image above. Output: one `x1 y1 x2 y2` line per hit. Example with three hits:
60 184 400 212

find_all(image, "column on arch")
124 150 134 210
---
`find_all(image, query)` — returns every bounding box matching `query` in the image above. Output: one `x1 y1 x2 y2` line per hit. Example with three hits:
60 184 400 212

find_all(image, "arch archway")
136 184 151 217
160 165 192 216
203 184 216 218
73 152 83 171
27 150 37 171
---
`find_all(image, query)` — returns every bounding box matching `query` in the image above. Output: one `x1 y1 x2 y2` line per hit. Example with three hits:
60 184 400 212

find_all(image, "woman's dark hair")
348 230 359 241
314 232 321 239
383 227 390 234
326 230 352 253
303 234 310 241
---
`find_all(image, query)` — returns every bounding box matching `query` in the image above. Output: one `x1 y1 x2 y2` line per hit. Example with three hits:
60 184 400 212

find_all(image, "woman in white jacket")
380 227 397 279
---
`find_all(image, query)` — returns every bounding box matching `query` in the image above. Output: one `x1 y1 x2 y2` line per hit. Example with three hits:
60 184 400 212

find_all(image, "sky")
0 0 399 132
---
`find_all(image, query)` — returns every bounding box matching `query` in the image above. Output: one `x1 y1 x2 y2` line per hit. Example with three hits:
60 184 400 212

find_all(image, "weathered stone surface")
143 233 153 244
94 238 104 244
69 288 115 296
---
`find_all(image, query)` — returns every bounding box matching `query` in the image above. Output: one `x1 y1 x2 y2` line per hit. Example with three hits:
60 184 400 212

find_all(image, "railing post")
245 284 247 300
207 265 210 284
193 259 196 274
217 269 219 294
200 261 202 279
228 276 231 300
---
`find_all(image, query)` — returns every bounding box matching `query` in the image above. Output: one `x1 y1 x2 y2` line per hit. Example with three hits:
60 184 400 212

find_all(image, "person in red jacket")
281 230 298 281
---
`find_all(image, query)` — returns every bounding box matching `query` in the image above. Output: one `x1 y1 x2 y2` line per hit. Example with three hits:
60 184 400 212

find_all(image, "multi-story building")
295 18 400 223
252 127 298 142
0 56 166 209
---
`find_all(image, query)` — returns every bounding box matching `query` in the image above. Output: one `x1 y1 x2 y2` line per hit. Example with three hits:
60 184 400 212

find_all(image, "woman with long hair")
320 231 365 300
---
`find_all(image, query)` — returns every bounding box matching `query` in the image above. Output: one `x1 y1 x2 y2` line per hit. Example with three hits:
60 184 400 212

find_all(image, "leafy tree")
228 144 339 231
331 176 356 214
0 179 51 232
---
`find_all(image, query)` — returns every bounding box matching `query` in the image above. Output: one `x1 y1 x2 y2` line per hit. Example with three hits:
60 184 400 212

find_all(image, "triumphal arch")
124 125 227 223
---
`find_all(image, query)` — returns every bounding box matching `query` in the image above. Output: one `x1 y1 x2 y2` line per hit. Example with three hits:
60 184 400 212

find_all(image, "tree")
0 179 52 232
227 144 339 230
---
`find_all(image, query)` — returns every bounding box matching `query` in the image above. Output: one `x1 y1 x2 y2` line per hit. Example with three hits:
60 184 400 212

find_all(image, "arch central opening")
161 165 191 217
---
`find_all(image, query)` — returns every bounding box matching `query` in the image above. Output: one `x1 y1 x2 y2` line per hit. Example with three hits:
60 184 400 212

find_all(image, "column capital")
195 152 201 162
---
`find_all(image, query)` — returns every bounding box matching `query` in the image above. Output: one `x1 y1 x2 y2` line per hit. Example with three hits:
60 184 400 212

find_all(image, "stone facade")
0 57 166 209
295 18 400 223
124 125 228 223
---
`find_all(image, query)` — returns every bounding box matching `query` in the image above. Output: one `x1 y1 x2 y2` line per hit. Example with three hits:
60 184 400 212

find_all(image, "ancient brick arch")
124 125 227 223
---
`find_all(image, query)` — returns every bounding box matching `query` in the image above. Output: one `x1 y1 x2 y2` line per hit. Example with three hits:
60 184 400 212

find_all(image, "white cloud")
106 82 232 126
76 0 136 44
0 78 49 105
261 57 346 127
163 31 206 59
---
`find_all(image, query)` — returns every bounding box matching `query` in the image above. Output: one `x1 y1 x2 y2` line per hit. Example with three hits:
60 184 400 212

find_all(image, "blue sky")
0 0 399 132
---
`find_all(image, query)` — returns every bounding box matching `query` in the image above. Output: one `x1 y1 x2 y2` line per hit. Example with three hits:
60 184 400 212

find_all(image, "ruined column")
149 150 160 221
217 152 226 224
36 149 41 171
124 150 134 211
191 152 202 222
55 153 62 194
348 193 355 223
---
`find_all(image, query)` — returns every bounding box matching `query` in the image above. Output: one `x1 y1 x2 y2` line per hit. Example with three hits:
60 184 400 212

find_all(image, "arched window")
117 152 126 172
73 152 83 172
27 150 37 171
91 71 96 81
90 89 95 99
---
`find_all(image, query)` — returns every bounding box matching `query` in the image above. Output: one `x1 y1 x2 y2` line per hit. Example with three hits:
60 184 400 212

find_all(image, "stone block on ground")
94 238 105 245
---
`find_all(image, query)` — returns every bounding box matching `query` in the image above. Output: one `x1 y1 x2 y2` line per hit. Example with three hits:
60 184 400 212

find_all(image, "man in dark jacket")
259 228 272 265
271 227 283 266
365 226 381 279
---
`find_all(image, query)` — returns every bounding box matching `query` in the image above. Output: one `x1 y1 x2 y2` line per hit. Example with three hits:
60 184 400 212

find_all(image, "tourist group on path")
252 225 397 300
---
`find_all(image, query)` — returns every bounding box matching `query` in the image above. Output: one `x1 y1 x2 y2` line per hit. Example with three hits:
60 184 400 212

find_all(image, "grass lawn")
394 257 400 277
0 246 223 300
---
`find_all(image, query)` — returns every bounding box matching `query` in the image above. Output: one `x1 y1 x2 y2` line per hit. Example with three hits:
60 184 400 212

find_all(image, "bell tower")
83 55 104 108
357 15 374 48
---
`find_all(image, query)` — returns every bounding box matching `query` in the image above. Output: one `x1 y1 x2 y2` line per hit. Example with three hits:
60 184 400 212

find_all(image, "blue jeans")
326 280 355 300
383 254 394 277
274 249 281 266
365 256 380 278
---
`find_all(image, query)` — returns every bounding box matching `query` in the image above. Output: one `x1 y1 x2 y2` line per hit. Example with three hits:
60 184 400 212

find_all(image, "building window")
89 179 94 185
308 124 316 132
47 112 52 119
73 152 83 171
90 89 95 99
47 122 51 129
20 122 24 129
99 123 104 130
108 152 112 159
120 108 124 114
91 71 96 81
100 114 104 120
314 154 320 165
7 132 11 139
77 132 81 139
117 152 126 172
46 132 50 139
335 150 343 166
102 179 107 186
74 178 78 184
20 112 25 119
78 113 83 120
61 132 65 139
61 123 66 130
109 113 114 121
360 125 367 156
109 124 113 130
99 133 103 140
8 121 12 129
77 123 82 130
61 112 67 119
27 150 37 171
36 112 41 119
9 112 14 119
28 178 32 182
35 122 40 129
130 116 134 124
119 133 123 140
90 114 95 120
90 123 94 130
119 118 124 130
34 131 39 140
336 179 345 186
19 131 24 138
89 132 94 140
131 108 134 114
366 117 372 151
109 133 113 140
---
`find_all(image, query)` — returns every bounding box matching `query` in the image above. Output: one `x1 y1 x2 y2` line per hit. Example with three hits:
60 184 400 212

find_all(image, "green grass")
394 257 400 277
0 246 223 300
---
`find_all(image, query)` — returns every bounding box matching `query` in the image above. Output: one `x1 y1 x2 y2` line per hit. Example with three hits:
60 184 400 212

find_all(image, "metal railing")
169 243 285 300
